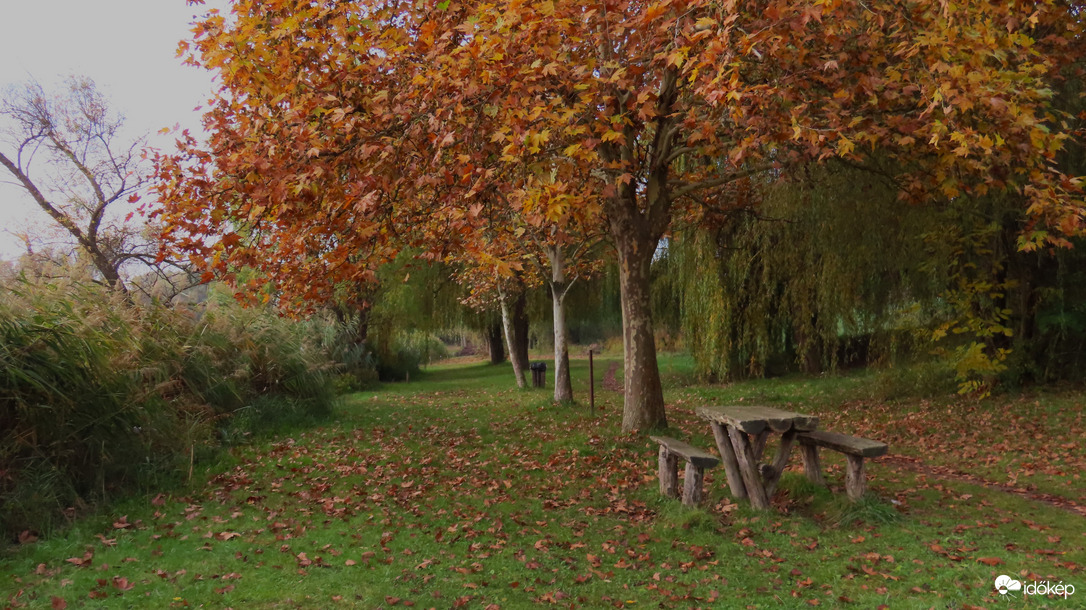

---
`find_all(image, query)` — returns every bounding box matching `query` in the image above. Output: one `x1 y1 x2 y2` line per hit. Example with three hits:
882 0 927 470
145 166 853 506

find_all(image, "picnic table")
695 405 819 510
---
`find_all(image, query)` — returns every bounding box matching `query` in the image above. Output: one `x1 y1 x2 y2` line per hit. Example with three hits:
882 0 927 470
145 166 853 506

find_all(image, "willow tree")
157 0 1084 431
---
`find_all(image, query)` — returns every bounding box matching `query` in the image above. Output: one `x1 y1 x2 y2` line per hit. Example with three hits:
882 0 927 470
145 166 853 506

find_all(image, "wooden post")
799 444 825 486
710 422 747 500
845 455 866 501
726 426 771 510
682 462 705 506
751 430 771 462
763 430 796 497
658 446 679 498
589 349 595 416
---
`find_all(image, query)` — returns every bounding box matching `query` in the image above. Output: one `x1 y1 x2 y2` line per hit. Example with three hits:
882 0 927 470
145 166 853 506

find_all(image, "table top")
696 405 819 434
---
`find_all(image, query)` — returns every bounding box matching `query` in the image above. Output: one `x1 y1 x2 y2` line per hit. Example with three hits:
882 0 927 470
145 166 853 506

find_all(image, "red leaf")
977 557 1003 566
51 597 67 610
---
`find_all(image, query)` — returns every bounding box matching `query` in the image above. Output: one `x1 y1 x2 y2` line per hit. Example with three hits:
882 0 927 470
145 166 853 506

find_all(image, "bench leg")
658 446 679 498
710 422 747 500
751 430 772 462
800 444 826 486
681 462 705 506
763 430 796 497
726 426 771 510
845 455 866 501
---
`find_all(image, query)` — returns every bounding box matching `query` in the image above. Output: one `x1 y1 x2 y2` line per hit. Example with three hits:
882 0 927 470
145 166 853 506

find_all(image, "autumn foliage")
156 0 1085 429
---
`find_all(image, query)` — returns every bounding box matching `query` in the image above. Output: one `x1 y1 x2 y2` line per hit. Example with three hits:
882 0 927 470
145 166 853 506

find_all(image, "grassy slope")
2 355 1084 609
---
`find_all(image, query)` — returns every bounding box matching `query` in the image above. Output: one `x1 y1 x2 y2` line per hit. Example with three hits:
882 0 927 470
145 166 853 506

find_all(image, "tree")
158 0 1085 431
0 77 165 297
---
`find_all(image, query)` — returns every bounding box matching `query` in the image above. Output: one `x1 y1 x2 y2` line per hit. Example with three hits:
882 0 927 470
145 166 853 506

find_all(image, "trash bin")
529 362 547 388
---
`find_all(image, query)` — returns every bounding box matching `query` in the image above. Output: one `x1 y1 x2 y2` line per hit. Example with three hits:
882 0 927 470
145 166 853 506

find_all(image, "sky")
0 0 230 260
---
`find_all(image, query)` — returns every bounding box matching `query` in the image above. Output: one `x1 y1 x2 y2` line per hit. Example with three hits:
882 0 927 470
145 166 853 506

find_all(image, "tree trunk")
612 217 667 431
513 289 530 373
547 247 574 403
499 286 527 388
487 320 505 364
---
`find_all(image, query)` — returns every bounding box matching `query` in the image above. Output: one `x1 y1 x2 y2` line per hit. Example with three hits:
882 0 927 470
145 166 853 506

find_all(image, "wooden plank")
763 430 797 497
800 444 826 486
726 426 770 510
648 436 720 469
798 430 888 458
845 454 866 501
681 462 704 506
710 422 747 500
696 406 818 434
658 445 678 498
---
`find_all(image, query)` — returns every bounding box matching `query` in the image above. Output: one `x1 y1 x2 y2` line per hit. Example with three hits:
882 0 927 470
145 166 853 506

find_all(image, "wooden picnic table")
696 405 819 510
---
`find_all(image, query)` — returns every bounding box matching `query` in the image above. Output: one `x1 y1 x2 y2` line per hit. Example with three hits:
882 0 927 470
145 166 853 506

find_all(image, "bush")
374 329 449 381
0 277 348 542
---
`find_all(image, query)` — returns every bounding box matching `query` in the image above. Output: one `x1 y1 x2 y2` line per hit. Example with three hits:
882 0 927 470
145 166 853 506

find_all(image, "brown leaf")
976 557 1003 566
50 597 67 610
112 577 134 591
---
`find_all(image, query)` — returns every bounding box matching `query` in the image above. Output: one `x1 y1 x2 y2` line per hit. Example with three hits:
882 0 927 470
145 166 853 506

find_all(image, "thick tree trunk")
499 286 527 388
487 321 505 364
547 247 574 403
599 65 677 431
612 217 667 431
512 290 530 373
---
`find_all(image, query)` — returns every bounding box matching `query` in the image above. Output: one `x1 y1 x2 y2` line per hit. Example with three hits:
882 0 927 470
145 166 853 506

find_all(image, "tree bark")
499 285 527 388
487 320 505 364
547 246 574 403
512 289 530 373
612 223 667 431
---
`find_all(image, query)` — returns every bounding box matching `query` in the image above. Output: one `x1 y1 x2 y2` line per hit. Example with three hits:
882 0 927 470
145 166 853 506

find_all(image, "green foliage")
671 161 1086 392
671 163 932 381
0 277 342 541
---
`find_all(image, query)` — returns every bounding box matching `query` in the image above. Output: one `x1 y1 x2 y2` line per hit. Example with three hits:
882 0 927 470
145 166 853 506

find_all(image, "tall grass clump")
0 277 345 542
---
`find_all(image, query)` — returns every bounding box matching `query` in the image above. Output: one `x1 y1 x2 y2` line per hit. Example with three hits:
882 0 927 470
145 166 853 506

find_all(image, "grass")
3 354 1084 609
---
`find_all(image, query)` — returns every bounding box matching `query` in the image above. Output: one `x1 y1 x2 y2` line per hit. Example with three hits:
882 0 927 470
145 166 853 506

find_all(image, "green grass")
3 354 1084 608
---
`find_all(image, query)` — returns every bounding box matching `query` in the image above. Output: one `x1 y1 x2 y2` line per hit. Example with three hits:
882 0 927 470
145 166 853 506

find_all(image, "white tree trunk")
499 284 527 388
547 246 573 403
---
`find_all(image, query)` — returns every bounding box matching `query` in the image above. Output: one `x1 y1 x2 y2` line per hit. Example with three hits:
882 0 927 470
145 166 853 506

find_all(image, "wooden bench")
649 436 720 506
797 430 888 501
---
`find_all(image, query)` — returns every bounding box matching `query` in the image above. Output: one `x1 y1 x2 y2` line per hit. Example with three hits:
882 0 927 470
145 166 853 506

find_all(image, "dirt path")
602 361 622 392
880 454 1086 517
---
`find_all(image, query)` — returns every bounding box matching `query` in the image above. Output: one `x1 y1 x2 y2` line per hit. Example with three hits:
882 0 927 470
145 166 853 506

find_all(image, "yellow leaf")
602 130 624 143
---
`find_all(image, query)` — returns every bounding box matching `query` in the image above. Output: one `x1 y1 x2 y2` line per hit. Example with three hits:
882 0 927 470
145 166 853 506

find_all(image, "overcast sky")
0 0 230 260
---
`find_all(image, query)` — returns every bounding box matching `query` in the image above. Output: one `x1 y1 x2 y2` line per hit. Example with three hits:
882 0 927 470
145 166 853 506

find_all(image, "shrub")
0 277 349 541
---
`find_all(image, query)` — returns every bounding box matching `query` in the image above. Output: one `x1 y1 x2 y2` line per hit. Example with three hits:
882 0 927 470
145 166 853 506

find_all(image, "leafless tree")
0 76 193 299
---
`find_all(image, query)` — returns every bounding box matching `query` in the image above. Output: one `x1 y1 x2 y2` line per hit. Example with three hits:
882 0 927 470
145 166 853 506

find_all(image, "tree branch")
670 164 777 200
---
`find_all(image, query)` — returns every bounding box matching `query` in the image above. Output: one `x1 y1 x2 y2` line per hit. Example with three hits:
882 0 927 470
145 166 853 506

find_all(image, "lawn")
3 355 1084 609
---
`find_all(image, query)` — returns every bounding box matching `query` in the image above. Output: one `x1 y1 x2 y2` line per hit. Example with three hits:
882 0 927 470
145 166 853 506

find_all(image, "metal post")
589 349 595 416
